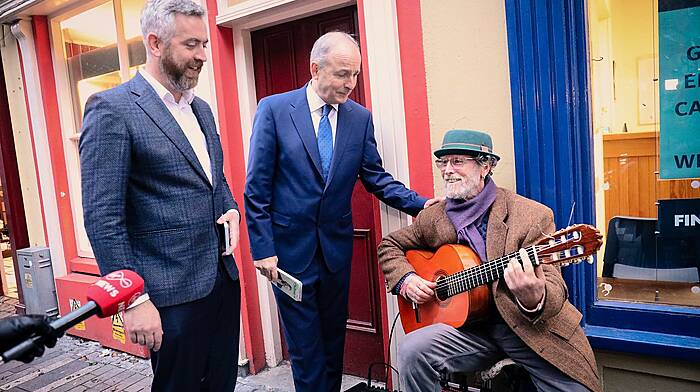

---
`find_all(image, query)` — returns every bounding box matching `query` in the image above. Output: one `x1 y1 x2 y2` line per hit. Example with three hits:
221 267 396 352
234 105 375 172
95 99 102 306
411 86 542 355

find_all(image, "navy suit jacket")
80 73 238 308
244 86 426 274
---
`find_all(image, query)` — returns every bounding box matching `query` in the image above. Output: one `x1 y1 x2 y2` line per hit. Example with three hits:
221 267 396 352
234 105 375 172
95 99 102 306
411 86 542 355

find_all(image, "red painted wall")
397 1 434 198
32 16 79 270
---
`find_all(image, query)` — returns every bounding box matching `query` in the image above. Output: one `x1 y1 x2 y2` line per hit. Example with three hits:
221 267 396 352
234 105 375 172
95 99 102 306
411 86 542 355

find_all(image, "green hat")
433 129 500 161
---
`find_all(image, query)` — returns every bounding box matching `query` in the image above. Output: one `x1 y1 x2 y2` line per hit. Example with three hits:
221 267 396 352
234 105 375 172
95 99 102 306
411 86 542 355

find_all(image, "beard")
444 172 483 200
159 45 203 92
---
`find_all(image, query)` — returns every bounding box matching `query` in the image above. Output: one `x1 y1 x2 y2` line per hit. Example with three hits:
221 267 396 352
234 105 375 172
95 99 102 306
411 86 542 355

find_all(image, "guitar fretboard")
435 246 539 300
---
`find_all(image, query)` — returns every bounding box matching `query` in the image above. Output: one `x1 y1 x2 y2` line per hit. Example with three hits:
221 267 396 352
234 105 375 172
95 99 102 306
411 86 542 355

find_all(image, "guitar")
398 224 602 334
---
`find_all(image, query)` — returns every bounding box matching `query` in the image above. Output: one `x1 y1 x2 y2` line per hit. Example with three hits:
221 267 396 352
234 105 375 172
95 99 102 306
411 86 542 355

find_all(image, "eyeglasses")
434 157 478 169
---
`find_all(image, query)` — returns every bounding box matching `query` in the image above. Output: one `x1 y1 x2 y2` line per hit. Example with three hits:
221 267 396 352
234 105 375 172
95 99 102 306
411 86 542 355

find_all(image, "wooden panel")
347 229 378 333
603 132 700 225
345 181 385 380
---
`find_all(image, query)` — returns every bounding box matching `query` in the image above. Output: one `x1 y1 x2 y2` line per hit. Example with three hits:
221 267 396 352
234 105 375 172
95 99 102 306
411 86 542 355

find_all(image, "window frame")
49 0 126 260
504 0 700 362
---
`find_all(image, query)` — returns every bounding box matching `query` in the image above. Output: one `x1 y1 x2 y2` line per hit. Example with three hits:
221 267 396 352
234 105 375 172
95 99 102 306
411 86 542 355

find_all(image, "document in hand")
273 268 303 301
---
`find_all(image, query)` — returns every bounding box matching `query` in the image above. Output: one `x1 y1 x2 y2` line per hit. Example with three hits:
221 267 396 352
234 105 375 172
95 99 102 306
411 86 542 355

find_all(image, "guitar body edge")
400 244 491 334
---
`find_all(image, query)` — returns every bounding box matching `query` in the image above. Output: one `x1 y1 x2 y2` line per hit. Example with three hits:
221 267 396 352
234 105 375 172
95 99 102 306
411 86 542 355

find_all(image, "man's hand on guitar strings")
401 274 437 304
503 248 546 310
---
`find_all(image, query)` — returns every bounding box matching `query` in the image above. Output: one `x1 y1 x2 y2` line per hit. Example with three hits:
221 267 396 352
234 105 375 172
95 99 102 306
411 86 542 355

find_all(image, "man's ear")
310 62 319 79
146 33 162 58
481 164 491 180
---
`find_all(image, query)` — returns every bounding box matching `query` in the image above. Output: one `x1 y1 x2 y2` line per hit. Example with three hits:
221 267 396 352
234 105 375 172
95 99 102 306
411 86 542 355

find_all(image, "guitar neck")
436 246 538 299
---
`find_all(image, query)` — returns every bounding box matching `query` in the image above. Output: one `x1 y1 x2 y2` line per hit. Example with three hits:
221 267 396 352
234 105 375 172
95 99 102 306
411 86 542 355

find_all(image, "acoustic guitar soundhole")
435 275 449 301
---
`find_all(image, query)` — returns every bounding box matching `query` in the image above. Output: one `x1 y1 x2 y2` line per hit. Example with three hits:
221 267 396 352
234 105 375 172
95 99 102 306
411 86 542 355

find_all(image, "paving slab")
1 297 368 391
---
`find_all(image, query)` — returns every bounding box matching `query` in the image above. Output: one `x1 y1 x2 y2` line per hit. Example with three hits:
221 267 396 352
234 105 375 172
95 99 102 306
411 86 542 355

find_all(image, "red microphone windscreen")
86 270 145 317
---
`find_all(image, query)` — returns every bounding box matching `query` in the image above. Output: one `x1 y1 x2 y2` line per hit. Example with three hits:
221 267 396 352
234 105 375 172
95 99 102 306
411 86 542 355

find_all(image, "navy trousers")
273 251 352 392
151 262 240 391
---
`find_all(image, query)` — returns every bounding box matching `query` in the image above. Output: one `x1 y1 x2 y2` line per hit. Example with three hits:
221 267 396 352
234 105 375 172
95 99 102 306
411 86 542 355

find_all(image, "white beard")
444 173 483 200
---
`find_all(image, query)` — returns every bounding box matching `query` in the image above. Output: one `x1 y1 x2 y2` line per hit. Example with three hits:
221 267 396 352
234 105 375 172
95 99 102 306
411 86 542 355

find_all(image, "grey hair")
474 154 498 178
141 0 205 53
310 32 359 68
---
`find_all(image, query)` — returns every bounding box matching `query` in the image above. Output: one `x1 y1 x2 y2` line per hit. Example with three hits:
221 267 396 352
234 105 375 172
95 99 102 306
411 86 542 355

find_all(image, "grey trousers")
397 322 590 392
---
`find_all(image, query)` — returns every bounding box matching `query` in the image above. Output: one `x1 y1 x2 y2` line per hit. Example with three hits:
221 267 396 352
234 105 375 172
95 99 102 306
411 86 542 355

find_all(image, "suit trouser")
150 262 241 392
398 322 590 392
273 251 351 392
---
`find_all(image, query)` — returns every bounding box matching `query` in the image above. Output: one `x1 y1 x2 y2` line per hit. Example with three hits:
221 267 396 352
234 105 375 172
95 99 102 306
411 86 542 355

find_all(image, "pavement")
0 296 367 391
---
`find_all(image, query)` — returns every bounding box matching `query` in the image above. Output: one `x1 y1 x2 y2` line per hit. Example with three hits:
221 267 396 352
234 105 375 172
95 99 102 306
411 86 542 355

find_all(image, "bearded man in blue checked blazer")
79 1 240 390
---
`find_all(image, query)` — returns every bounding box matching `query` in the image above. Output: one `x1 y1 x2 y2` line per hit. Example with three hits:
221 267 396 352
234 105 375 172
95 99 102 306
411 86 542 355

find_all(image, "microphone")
1 270 144 363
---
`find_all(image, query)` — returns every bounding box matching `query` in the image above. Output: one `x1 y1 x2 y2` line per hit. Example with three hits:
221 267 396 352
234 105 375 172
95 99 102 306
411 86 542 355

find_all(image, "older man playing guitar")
378 129 601 392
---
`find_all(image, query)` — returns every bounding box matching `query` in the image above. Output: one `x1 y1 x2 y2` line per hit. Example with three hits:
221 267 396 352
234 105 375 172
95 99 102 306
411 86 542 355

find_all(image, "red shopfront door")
251 5 387 380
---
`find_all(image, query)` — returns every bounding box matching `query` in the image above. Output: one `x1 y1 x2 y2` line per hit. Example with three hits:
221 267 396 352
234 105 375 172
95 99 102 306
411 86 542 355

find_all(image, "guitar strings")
435 231 587 295
436 245 542 295
438 234 572 289
438 245 539 287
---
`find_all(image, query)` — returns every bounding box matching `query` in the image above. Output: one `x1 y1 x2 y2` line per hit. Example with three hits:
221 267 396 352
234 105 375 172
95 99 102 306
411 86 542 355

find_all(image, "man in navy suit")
80 1 240 390
245 32 439 391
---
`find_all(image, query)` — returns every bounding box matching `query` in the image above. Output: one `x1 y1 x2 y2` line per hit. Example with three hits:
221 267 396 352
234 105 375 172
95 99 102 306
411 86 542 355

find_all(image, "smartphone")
223 221 233 254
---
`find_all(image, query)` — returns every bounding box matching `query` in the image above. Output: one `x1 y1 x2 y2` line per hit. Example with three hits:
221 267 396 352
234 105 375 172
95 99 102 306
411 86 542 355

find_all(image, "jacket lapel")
191 99 217 190
131 74 211 187
289 87 323 179
324 102 353 189
486 188 509 290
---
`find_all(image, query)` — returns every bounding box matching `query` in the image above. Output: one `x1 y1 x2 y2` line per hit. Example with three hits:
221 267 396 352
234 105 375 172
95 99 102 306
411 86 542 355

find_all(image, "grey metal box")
16 247 59 317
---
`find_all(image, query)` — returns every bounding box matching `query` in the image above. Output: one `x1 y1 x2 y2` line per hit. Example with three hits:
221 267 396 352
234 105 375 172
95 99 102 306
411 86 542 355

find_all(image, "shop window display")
588 0 700 308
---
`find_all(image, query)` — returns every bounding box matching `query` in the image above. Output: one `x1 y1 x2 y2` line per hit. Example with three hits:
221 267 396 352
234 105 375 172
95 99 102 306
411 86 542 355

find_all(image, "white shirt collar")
140 69 195 105
306 80 338 114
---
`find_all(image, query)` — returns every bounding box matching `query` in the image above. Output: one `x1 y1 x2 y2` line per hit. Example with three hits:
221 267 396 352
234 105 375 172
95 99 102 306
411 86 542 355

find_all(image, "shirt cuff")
225 209 241 222
515 291 545 314
392 272 415 296
127 293 150 310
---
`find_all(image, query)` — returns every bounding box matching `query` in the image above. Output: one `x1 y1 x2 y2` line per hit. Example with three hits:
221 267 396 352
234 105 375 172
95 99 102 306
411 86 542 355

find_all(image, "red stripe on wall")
205 0 266 374
356 1 373 112
32 16 78 271
396 1 434 198
16 42 49 245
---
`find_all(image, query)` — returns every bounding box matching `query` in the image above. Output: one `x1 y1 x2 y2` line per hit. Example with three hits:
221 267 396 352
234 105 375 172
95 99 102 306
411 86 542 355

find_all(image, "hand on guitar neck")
503 248 546 310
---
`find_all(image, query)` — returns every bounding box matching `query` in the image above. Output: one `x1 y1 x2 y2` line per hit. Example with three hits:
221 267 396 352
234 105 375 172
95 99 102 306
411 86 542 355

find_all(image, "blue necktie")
317 104 333 180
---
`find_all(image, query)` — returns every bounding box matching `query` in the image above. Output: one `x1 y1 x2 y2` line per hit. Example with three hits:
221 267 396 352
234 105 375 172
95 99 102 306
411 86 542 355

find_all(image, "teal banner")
659 1 700 179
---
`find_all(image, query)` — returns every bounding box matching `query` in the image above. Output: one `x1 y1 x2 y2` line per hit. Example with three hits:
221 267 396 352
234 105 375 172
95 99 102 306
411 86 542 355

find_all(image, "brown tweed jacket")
378 187 601 392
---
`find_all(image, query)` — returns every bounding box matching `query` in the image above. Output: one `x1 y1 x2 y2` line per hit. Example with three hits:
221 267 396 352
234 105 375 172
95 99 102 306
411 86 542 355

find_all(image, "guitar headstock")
535 224 603 267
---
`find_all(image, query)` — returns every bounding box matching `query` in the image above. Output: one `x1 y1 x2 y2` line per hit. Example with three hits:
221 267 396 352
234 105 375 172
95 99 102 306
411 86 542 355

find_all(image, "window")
504 0 700 361
588 0 700 310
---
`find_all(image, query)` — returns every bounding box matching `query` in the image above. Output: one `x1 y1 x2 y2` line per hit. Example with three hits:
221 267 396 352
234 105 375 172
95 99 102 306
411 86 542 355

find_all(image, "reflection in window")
61 1 120 126
122 0 148 79
60 0 147 127
588 0 700 308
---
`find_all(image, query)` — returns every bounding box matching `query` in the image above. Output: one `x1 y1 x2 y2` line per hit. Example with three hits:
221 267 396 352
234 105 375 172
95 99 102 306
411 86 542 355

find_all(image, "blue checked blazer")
80 72 239 308
244 85 427 274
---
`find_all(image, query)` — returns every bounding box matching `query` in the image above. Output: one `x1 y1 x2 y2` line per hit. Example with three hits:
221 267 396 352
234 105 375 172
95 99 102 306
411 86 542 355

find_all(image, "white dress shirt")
306 81 339 147
140 70 212 184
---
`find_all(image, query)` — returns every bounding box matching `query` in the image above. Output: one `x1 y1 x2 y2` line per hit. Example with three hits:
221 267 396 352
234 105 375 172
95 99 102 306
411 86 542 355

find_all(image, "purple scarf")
445 179 497 261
